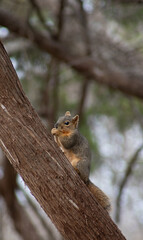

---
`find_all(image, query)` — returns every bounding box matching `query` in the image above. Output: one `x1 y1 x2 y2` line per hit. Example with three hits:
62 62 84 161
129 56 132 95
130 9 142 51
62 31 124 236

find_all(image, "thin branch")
130 99 143 131
40 58 60 131
40 59 53 122
77 78 90 121
49 59 60 128
115 144 143 223
77 0 92 55
46 0 65 124
40 1 64 128
76 0 92 119
55 0 66 40
29 0 53 34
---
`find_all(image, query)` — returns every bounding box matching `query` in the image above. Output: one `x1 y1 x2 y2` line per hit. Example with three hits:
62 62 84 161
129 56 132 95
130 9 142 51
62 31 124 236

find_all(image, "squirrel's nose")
55 123 59 129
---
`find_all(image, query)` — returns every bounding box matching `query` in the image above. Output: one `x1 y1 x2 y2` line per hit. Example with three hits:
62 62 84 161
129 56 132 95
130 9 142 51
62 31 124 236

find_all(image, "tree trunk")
0 41 126 240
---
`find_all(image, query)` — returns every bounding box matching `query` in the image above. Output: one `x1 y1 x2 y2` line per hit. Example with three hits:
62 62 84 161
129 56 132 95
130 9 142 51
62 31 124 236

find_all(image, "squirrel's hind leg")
72 159 90 184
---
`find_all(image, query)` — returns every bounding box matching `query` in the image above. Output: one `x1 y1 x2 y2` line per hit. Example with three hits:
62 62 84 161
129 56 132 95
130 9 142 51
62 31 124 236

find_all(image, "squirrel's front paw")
51 128 58 135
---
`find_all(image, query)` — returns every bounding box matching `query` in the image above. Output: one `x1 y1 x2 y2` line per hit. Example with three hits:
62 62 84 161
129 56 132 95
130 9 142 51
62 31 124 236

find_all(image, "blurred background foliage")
0 0 143 239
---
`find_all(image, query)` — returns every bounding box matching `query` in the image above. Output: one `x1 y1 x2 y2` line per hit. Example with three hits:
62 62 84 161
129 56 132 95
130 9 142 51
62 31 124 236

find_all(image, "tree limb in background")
18 184 56 240
49 0 67 121
77 0 92 55
115 144 143 223
0 40 126 240
0 8 143 99
49 59 60 126
55 0 66 40
0 157 43 240
41 58 60 131
29 0 53 34
130 99 143 130
42 1 65 128
77 78 90 121
76 0 92 120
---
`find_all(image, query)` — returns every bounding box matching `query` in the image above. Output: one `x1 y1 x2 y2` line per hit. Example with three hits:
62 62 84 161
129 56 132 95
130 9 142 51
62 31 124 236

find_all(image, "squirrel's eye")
64 121 69 125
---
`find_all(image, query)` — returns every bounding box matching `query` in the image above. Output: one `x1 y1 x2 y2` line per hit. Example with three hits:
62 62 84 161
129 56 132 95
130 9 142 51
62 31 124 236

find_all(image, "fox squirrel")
51 111 111 212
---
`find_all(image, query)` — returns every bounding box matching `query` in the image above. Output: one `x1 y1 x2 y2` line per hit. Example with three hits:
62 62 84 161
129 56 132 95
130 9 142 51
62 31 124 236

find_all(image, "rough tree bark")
0 41 126 240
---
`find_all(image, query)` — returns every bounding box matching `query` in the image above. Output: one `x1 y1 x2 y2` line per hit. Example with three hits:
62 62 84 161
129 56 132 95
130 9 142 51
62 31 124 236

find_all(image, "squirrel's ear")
65 111 71 116
72 115 79 127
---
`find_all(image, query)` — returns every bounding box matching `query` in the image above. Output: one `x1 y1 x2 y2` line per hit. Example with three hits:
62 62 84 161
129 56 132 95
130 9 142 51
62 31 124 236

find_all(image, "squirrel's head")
55 111 79 133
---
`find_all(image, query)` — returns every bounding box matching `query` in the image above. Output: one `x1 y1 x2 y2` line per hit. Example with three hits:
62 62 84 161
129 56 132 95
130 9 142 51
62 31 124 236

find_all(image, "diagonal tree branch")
41 58 60 132
77 0 92 55
0 8 143 99
29 0 53 34
55 0 66 40
115 144 143 223
0 40 126 240
77 78 90 121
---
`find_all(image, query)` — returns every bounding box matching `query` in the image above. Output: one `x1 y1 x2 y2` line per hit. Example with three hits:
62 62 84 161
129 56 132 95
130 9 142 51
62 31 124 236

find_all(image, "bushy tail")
87 180 111 212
